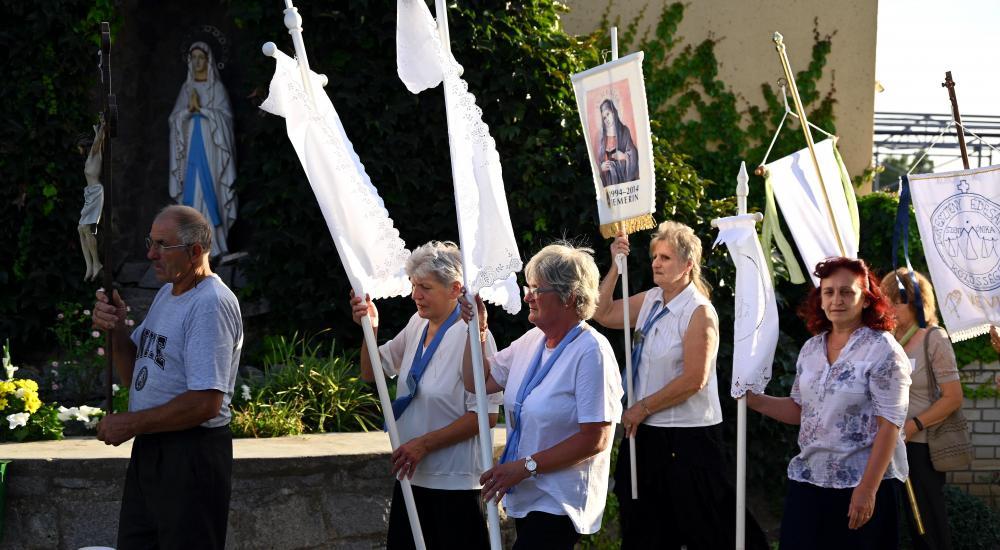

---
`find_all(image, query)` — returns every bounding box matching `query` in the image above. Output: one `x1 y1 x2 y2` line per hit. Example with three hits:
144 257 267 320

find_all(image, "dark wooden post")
942 71 971 169
99 22 119 411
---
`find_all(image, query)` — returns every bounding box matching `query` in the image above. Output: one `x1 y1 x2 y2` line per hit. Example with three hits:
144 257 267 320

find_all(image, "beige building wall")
561 0 878 190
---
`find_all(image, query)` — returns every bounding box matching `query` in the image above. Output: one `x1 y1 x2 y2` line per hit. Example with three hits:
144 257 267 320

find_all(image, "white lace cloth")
713 215 778 397
260 50 411 300
397 0 522 314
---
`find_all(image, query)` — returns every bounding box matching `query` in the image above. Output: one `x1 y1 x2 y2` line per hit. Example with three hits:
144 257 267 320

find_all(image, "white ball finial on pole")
262 42 278 58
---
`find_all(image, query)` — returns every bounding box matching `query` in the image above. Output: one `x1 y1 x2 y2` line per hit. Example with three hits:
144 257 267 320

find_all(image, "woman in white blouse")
593 221 766 549
351 241 500 550
748 257 911 549
462 242 623 549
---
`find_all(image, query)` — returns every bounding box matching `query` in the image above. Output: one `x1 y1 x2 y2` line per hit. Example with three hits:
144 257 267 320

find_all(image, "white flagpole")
434 2 503 548
607 25 639 502
269 4 426 548
734 161 749 550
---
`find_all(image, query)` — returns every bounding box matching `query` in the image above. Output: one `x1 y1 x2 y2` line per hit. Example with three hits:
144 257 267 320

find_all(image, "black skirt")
614 423 768 550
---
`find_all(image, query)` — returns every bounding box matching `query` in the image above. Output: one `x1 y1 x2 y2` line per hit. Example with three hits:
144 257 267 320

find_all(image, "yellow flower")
0 398 7 409
14 379 38 392
0 381 15 395
23 393 41 414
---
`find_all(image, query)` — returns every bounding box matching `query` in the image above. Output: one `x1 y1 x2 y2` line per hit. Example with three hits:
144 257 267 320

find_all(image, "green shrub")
943 485 1000 550
230 332 381 438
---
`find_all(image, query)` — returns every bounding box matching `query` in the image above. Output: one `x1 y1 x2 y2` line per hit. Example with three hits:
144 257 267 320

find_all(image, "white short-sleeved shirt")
129 275 243 428
379 312 502 490
789 326 911 488
634 283 723 427
489 323 623 535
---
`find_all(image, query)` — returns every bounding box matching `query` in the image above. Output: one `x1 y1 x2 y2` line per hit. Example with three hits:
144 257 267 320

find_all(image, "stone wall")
945 361 1000 509
0 433 507 550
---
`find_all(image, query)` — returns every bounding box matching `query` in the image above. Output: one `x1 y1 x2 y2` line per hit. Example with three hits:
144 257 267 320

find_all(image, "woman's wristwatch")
524 455 538 478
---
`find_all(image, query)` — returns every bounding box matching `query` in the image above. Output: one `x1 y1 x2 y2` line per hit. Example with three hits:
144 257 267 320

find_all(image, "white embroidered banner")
396 0 522 314
260 50 411 300
764 139 859 285
909 165 1000 341
714 215 779 397
571 53 656 238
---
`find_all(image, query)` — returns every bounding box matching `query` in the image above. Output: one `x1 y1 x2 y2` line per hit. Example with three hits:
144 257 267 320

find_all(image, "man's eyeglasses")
145 236 190 252
523 286 558 298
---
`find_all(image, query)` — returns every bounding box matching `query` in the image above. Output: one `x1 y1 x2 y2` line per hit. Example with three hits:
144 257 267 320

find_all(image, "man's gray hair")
525 241 600 320
157 205 212 252
406 241 463 286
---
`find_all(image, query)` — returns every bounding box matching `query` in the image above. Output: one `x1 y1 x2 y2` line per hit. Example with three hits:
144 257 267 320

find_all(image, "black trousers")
513 511 580 550
117 425 233 550
386 481 490 550
779 478 901 550
614 424 769 550
903 442 953 550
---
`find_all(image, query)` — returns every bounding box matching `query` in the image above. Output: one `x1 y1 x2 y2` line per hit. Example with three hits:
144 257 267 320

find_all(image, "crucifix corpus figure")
78 119 107 281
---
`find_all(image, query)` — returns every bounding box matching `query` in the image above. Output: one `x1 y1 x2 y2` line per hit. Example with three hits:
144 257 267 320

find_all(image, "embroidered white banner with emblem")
909 165 1000 341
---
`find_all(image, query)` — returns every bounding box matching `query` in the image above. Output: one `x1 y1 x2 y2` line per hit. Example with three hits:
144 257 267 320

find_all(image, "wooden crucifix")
99 21 119 411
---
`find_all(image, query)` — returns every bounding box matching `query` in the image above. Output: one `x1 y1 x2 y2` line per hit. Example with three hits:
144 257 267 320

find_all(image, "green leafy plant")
230 332 381 438
943 485 1000 549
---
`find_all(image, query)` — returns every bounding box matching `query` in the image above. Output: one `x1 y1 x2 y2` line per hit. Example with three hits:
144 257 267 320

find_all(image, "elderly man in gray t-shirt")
93 204 242 550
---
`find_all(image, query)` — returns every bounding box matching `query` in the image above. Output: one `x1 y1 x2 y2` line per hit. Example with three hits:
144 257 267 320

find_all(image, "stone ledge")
0 430 508 550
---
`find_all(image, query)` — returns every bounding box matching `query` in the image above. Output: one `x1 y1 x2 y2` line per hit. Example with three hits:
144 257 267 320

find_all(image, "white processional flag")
396 0 522 313
908 165 1000 342
260 50 411 300
714 215 779 397
762 139 860 285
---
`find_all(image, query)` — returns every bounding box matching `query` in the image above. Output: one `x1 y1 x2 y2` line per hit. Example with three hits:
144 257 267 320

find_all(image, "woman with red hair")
747 257 911 549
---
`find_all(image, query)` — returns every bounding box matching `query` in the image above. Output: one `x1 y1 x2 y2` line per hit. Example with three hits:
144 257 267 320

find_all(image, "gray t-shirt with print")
129 274 243 428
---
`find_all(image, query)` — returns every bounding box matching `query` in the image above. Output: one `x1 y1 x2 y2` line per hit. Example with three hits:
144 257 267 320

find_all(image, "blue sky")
876 0 999 116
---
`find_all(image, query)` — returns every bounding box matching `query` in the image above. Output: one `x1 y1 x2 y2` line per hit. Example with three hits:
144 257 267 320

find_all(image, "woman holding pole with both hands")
592 222 767 549
461 242 623 550
748 257 911 549
351 241 500 550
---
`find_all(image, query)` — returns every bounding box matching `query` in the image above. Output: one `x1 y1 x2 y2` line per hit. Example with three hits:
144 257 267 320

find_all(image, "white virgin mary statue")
168 41 237 258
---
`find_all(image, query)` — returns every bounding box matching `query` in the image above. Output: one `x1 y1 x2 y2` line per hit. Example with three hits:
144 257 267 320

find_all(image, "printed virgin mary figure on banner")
907 165 1000 342
572 52 656 238
169 41 237 258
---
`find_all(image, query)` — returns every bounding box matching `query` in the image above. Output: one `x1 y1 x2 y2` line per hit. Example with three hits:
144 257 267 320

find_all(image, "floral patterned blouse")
788 326 911 488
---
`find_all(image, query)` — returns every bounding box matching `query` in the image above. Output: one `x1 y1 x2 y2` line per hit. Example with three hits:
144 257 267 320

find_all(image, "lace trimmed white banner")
713 215 778 397
396 0 522 314
260 50 411 300
909 165 1000 342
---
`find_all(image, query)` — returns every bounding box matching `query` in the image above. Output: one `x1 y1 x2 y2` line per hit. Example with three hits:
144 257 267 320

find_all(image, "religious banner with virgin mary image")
572 52 656 238
908 165 1000 342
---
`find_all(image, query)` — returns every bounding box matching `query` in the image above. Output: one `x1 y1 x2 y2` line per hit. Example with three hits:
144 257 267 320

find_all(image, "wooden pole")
99 22 118 413
771 32 846 257
942 71 971 169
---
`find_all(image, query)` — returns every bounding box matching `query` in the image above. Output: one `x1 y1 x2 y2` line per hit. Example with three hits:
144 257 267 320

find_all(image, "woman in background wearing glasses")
748 257 911 549
351 241 500 550
462 242 623 549
593 220 767 549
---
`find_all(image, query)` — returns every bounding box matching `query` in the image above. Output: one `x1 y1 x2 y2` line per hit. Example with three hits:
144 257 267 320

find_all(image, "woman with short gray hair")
351 240 499 549
462 242 623 549
593 221 767 549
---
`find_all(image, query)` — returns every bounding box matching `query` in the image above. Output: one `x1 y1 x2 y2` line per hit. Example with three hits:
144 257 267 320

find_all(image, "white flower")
51 361 59 368
85 417 101 430
83 309 91 316
97 347 105 356
125 319 135 327
78 405 104 418
240 384 251 401
57 406 79 422
14 388 25 399
113 384 120 392
2 346 17 380
91 330 101 338
57 313 65 320
6 412 29 429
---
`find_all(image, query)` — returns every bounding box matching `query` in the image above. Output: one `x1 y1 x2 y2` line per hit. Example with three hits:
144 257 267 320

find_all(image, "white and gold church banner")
571 53 656 238
909 165 1000 341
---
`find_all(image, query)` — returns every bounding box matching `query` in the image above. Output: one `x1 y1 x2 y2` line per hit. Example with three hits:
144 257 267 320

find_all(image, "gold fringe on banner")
600 213 657 239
